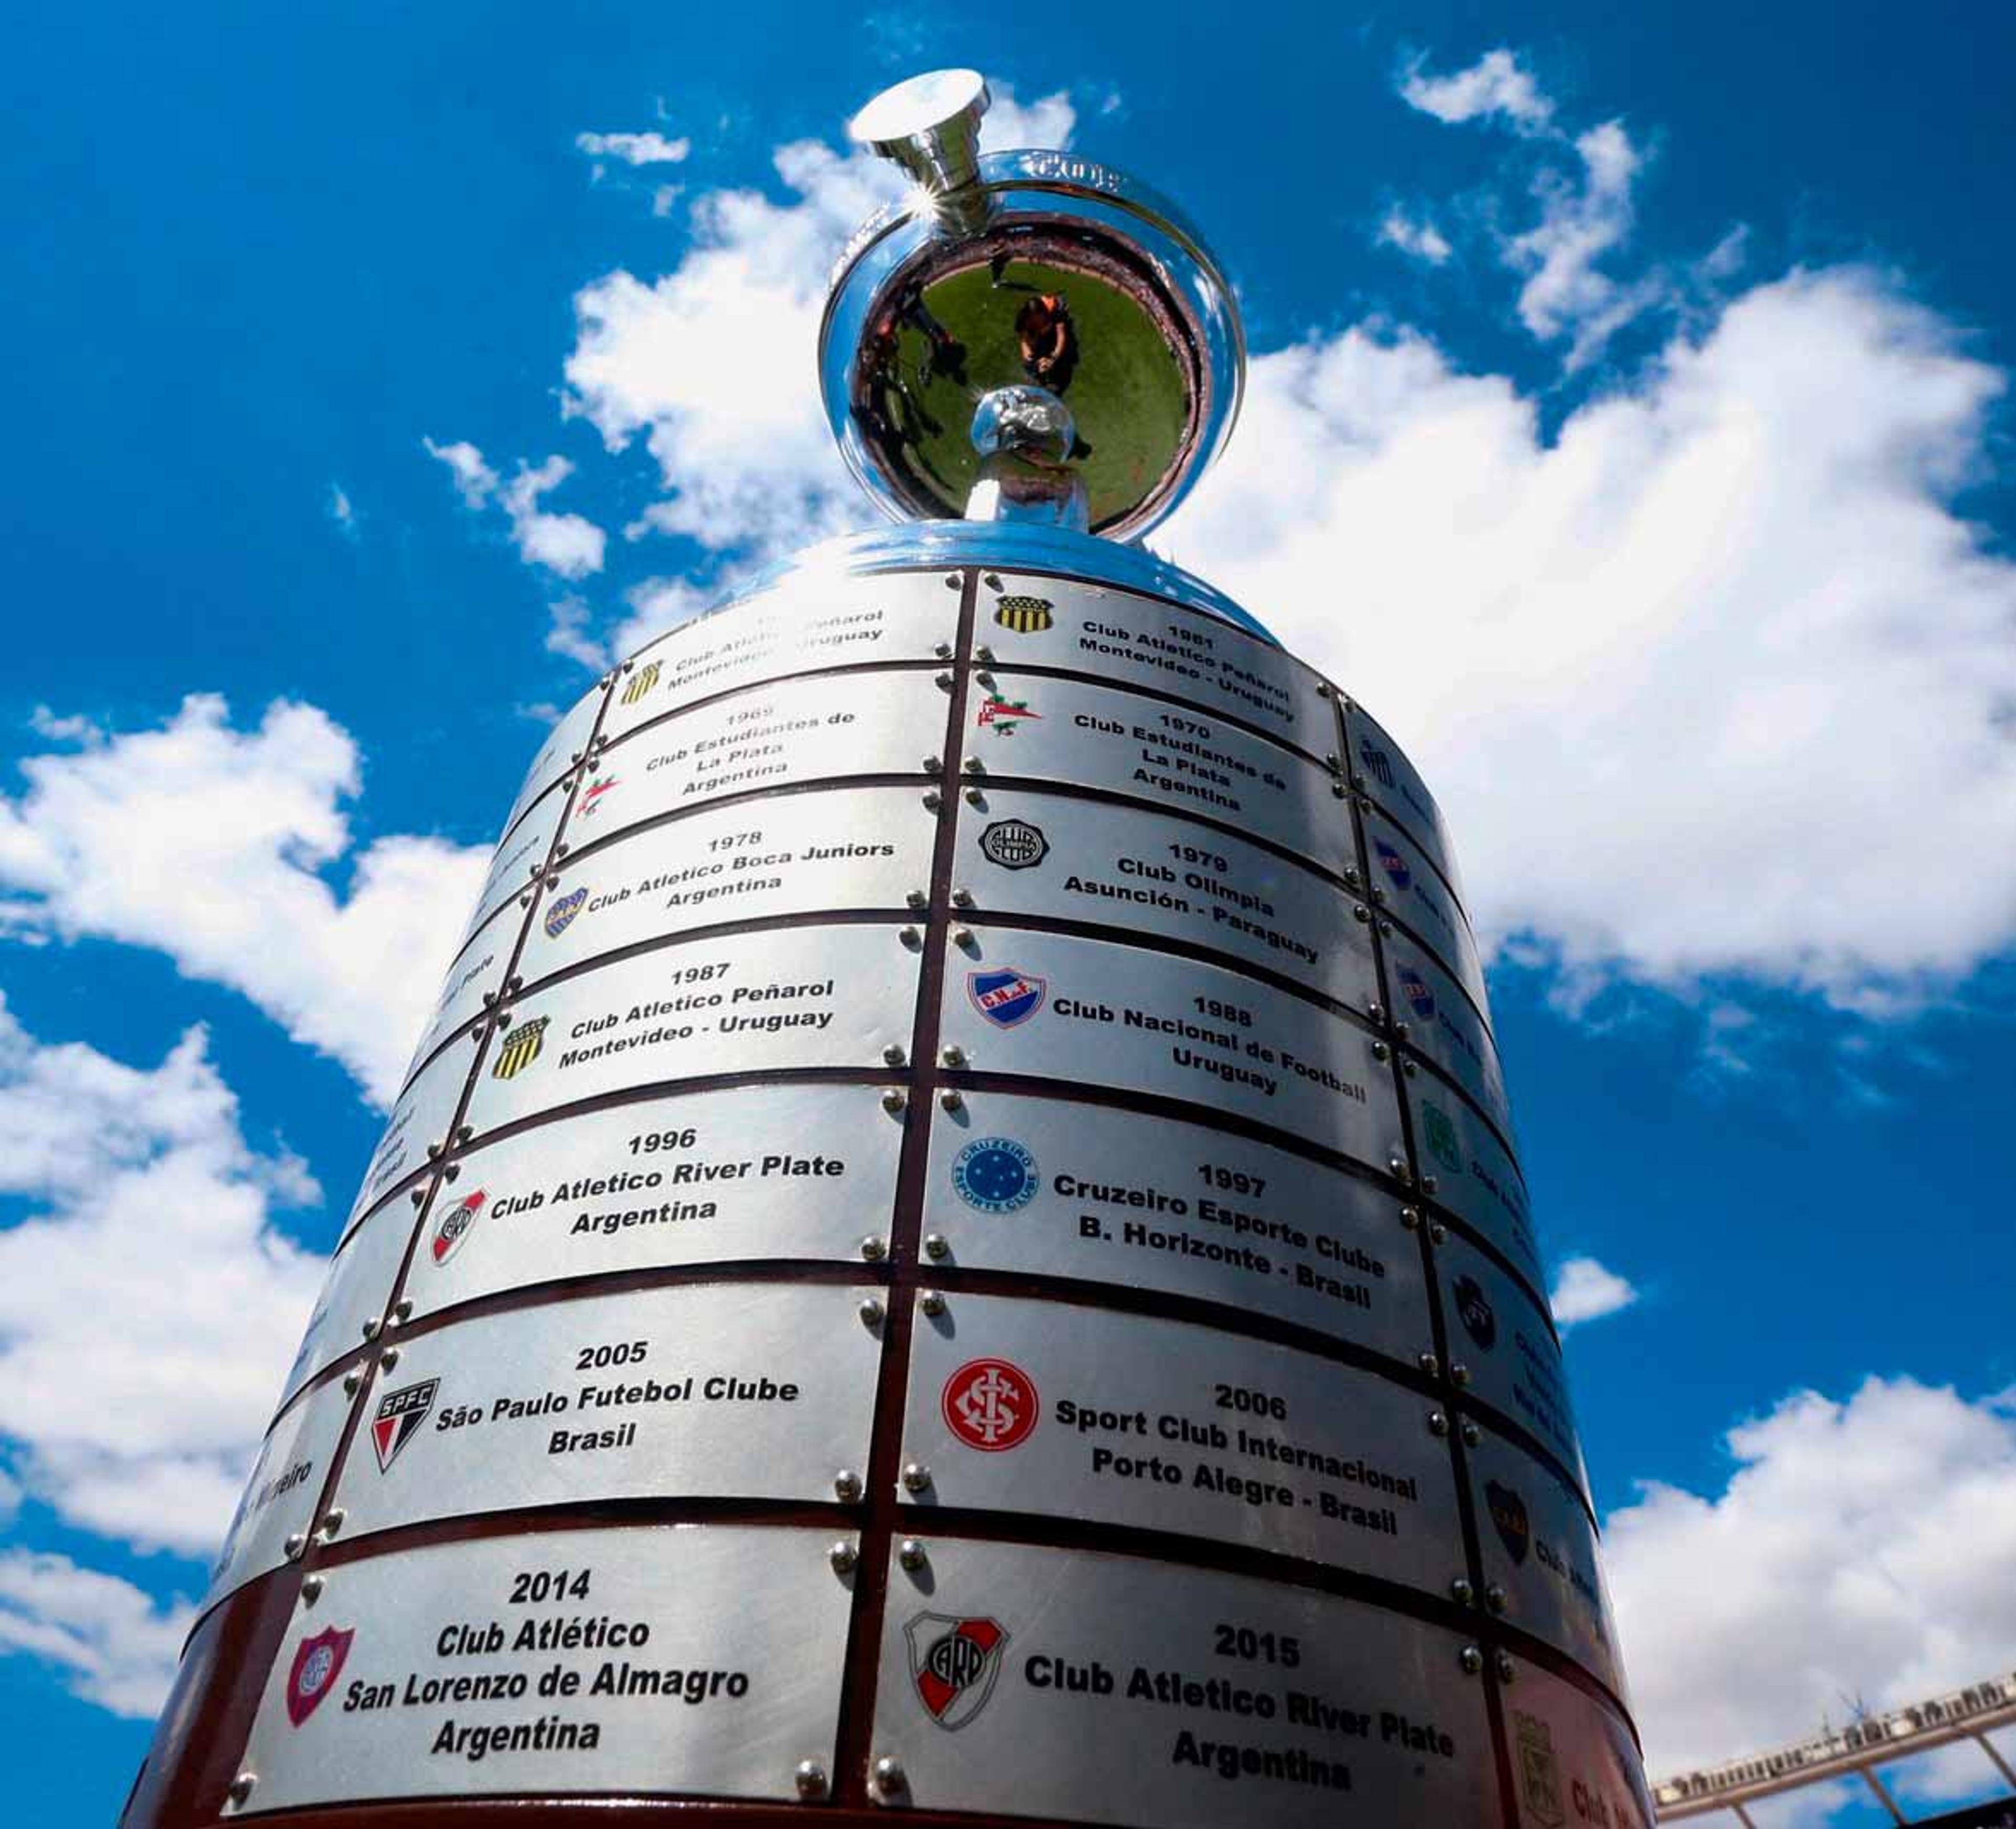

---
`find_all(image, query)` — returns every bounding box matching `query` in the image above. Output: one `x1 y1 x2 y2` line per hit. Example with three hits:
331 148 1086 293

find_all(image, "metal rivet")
901 1462 931 1494
456 1126 471 1144
1332 782 1348 798
390 1300 411 1325
1351 770 1367 789
941 1045 966 1068
1366 1001 1383 1023
874 1756 906 1793
1428 1411 1450 1437
963 756 986 777
1353 904 1371 923
943 573 961 590
1451 1363 1471 1387
899 1538 927 1571
939 1089 964 1112
1418 1352 1440 1377
1460 1645 1483 1675
1326 752 1341 771
883 1044 907 1067
518 892 532 908
1380 918 1394 936
860 1235 888 1263
922 790 942 811
361 1317 380 1340
342 1371 362 1395
920 1289 947 1317
1461 1420 1481 1447
881 1088 906 1114
934 641 954 657
1400 1206 1421 1230
905 889 928 910
923 1233 950 1260
1450 1577 1474 1606
834 1469 863 1502
1392 1020 1409 1041
1485 1584 1507 1613
1422 1174 1440 1195
1369 886 1387 906
1403 1060 1419 1079
795 1759 829 1800
424 1142 442 1161
953 927 975 949
444 1159 463 1179
975 644 996 663
1429 1221 1448 1245
228 1773 256 1806
828 1540 857 1575
964 787 984 806
952 887 974 907
1496 1650 1517 1683
301 1575 324 1606
1344 865 1362 888
1388 1155 1409 1179
1318 681 1334 698
543 873 560 891
858 1297 885 1328
935 671 954 690
555 843 571 860
379 1348 400 1370
922 755 942 774
1371 1041 1390 1062
899 926 921 947
284 1533 306 1560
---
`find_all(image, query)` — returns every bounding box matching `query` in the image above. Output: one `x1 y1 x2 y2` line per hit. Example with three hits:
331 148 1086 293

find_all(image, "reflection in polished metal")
1505 1659 1658 1829
203 1375 353 1614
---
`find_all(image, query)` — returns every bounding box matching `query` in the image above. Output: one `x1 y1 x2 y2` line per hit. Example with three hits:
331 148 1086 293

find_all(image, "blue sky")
3 3 2015 1824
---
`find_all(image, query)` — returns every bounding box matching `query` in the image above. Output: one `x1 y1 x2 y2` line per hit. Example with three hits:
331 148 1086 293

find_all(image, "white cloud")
575 129 690 167
1379 209 1454 265
327 483 357 537
425 439 607 580
0 1550 193 1718
0 695 487 1106
1611 1379 2016 1774
0 996 322 1555
1549 1256 1640 1328
1400 47 1555 132
1170 268 2016 1012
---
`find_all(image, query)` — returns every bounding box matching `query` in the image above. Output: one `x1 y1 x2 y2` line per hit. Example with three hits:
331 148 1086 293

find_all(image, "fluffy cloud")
1172 268 2016 1011
1608 1378 2016 1773
424 439 607 580
1401 47 1555 132
575 130 690 167
0 996 321 1555
1378 209 1453 265
1550 1256 1640 1328
0 696 487 1106
0 1551 193 1718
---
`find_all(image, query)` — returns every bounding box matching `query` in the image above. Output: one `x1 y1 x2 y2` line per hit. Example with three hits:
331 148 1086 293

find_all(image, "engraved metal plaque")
501 680 606 838
1438 1233 1589 1500
402 921 512 1089
342 1044 469 1237
228 1523 854 1814
1405 1074 1542 1294
1361 804 1488 1017
203 1374 352 1612
1342 699 1462 901
955 789 1379 1014
332 1282 881 1540
1503 1660 1654 1829
923 1091 1429 1362
974 570 1334 755
279 1200 415 1408
517 787 933 989
408 1085 902 1323
902 1294 1460 1592
937 926 1404 1166
465 923 918 1134
600 568 958 748
465 794 561 947
1384 926 1513 1144
1468 1421 1627 1702
869 1536 1494 1827
967 674 1354 877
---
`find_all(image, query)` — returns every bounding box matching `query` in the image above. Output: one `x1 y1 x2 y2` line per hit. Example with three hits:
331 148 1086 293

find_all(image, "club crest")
951 1137 1038 1213
370 1379 438 1472
491 1015 549 1079
543 887 588 938
1397 964 1436 1021
974 692 1040 737
1373 837 1412 891
1487 1479 1531 1564
942 1358 1040 1452
578 775 618 818
620 660 662 706
977 818 1048 870
1357 736 1396 790
966 968 1045 1028
430 1188 486 1267
1421 1099 1464 1174
286 1626 355 1727
1514 1711 1567 1829
906 1613 1010 1730
1453 1274 1497 1351
992 593 1054 634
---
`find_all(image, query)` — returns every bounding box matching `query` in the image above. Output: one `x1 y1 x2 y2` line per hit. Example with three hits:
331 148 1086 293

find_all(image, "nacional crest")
578 774 618 818
906 1613 1010 1730
1397 964 1436 1021
1357 736 1396 790
543 886 589 938
992 593 1054 634
1373 836 1412 891
974 692 1040 737
1421 1099 1463 1174
430 1188 486 1267
942 1358 1040 1452
977 818 1048 870
1486 1479 1531 1565
966 967 1045 1028
370 1379 438 1472
1453 1273 1497 1351
286 1626 354 1727
491 1015 549 1079
620 660 662 706
951 1137 1038 1213
1513 1711 1567 1829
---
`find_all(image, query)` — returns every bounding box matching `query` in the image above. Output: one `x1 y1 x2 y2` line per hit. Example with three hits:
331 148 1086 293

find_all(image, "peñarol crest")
491 1015 549 1079
620 660 662 705
992 593 1054 634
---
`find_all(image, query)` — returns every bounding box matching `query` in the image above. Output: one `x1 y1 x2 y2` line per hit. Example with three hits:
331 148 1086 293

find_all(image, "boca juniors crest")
286 1626 354 1726
491 1014 549 1079
906 1613 1010 1730
992 593 1054 634
370 1380 438 1472
430 1188 486 1266
543 886 588 938
967 968 1045 1028
1486 1479 1531 1564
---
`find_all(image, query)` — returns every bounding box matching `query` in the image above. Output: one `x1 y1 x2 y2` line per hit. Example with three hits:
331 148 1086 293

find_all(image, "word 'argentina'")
1052 992 1365 1105
560 980 834 1066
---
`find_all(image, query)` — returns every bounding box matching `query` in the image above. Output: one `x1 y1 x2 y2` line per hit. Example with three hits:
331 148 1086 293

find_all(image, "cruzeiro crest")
906 1613 1010 1730
1513 1711 1567 1829
1486 1479 1531 1565
620 659 662 706
543 885 589 939
491 1015 549 1079
992 593 1054 634
370 1379 438 1472
286 1625 354 1727
951 1136 1038 1213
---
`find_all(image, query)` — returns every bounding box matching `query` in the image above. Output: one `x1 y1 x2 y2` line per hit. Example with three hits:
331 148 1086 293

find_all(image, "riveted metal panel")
1384 925 1515 1144
204 1374 354 1614
278 1198 416 1410
500 681 606 840
343 1044 470 1238
1502 1659 1654 1829
1405 1071 1543 1293
464 793 561 947
1361 804 1488 1018
1341 700 1462 902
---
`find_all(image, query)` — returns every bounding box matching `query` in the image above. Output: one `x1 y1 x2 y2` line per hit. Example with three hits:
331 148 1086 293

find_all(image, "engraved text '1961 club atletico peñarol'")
123 67 1652 1829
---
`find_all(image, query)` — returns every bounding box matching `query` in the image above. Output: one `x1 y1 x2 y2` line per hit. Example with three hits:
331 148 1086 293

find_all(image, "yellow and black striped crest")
993 595 1054 635
620 660 662 706
490 1015 549 1080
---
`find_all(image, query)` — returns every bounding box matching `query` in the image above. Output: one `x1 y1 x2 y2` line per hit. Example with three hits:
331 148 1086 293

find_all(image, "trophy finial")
821 71 1245 542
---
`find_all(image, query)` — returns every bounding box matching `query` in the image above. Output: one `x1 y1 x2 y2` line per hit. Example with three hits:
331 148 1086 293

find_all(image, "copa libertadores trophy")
125 70 1653 1829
